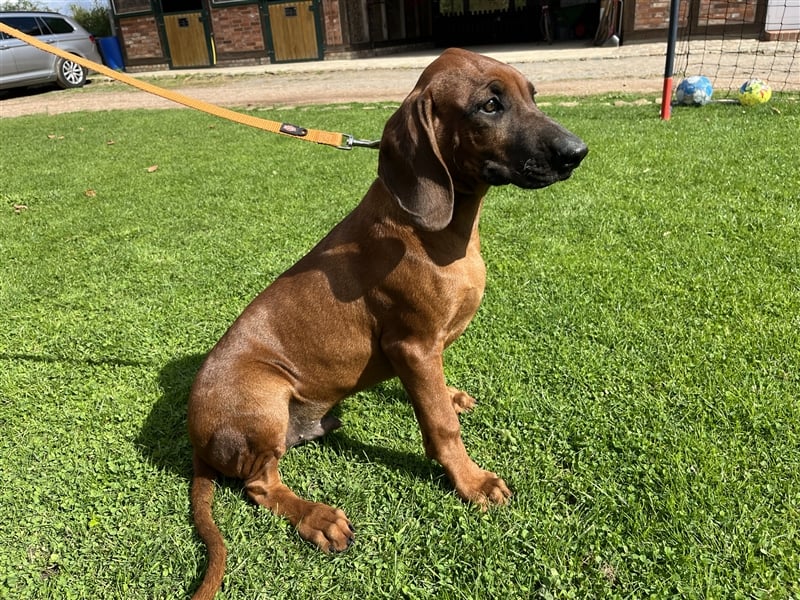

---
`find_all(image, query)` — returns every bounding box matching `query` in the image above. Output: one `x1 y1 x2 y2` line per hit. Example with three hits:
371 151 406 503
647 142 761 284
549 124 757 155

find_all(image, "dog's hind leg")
190 366 354 554
235 378 353 553
244 459 354 553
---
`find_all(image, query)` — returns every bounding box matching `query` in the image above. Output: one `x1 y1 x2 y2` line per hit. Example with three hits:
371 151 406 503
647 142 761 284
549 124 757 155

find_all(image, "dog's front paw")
457 470 512 508
447 386 476 414
296 504 355 553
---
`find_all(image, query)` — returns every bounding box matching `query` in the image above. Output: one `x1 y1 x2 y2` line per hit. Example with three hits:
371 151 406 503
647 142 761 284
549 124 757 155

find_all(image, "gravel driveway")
0 42 675 118
3 38 797 118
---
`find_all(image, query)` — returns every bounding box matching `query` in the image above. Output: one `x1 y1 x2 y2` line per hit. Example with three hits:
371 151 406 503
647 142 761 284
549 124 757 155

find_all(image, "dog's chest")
440 249 486 346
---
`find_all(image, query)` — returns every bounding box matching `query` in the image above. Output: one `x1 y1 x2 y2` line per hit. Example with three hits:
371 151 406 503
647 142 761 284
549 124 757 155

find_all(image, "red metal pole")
661 0 682 120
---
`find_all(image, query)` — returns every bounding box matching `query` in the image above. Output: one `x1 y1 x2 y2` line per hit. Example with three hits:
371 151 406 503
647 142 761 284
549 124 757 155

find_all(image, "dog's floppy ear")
378 89 454 232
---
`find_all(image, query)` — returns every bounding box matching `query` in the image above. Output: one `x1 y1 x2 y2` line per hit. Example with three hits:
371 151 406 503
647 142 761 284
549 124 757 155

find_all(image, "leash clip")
338 134 380 151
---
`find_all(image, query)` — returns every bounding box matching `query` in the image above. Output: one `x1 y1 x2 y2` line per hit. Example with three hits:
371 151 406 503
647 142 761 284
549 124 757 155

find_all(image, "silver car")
0 11 102 91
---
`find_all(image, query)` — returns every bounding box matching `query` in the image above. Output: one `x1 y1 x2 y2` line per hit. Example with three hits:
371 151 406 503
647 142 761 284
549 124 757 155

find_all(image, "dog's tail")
191 454 227 600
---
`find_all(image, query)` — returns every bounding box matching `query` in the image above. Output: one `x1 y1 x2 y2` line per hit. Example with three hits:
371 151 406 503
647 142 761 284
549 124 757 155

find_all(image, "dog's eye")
480 98 502 114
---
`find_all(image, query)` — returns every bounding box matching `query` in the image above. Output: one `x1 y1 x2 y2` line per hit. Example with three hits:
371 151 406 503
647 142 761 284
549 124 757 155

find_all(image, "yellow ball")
738 79 772 106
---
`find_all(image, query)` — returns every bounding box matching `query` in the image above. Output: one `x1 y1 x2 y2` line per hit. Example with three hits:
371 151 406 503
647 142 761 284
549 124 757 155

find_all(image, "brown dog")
187 47 587 599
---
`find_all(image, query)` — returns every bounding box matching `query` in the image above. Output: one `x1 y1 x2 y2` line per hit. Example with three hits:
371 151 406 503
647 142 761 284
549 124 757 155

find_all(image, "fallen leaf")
107 140 115 145
13 204 28 213
85 189 97 198
147 165 158 173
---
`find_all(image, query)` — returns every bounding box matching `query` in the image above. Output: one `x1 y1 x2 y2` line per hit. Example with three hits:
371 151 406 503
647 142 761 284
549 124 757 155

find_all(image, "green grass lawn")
1 96 799 599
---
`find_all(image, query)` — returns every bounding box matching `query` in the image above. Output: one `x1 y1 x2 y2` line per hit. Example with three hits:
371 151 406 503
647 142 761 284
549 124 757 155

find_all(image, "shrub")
70 1 112 37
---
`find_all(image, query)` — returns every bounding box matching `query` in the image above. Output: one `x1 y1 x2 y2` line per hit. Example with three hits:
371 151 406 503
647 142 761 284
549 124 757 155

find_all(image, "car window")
41 16 75 35
0 16 46 36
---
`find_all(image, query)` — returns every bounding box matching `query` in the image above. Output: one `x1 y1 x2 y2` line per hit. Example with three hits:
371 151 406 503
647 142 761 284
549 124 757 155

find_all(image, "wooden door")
267 1 322 62
163 12 210 67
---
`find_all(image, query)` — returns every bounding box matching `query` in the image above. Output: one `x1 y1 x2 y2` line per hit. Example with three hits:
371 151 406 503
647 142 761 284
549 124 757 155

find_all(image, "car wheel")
55 58 87 89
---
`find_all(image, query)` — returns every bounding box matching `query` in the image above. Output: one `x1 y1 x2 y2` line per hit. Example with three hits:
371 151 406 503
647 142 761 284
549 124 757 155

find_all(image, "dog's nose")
553 136 589 170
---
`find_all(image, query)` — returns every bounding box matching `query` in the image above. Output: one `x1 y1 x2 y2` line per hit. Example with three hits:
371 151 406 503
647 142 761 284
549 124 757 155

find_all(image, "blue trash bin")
97 36 124 71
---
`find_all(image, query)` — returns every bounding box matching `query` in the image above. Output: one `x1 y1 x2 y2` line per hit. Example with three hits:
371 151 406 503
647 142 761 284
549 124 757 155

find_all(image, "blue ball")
675 75 714 106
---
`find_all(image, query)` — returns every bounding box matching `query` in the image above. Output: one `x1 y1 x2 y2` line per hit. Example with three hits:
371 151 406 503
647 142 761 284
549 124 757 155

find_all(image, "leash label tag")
280 123 308 137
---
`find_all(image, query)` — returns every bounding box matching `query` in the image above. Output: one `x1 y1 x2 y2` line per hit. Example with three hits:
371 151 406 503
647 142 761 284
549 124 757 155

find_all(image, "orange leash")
0 22 379 150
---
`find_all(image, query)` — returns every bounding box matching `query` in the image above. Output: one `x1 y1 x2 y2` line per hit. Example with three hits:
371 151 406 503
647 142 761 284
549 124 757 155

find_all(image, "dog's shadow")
137 354 440 487
136 354 201 480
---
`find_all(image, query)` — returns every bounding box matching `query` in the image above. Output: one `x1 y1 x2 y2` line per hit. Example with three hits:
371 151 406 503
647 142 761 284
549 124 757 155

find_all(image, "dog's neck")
415 191 485 266
450 190 486 239
366 178 487 265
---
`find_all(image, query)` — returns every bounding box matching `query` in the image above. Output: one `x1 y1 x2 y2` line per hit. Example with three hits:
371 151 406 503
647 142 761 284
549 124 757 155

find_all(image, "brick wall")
633 0 687 30
210 4 266 54
633 0 758 32
698 0 758 27
323 0 345 46
119 15 163 59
